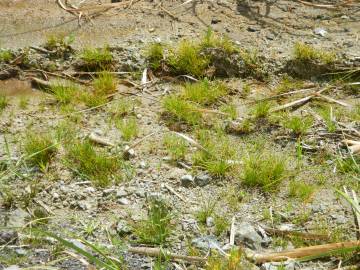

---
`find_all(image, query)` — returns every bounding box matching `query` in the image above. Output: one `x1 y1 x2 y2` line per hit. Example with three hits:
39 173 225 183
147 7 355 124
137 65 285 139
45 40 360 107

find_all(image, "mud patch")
0 79 36 96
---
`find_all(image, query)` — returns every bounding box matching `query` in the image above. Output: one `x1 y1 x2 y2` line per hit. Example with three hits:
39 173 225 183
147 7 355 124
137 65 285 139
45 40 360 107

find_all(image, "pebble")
139 161 147 169
235 222 264 250
0 230 18 245
52 192 60 200
180 174 194 187
194 173 211 187
78 201 91 211
206 216 214 227
192 236 221 251
116 189 128 198
103 188 115 196
118 198 130 205
116 220 132 235
262 261 296 270
15 248 27 256
84 187 95 193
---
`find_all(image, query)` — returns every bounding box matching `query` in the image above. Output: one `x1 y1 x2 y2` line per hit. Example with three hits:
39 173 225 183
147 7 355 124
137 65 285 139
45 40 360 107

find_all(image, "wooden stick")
88 133 115 147
263 227 330 241
270 95 313 112
249 241 360 263
127 247 206 263
164 184 187 202
316 94 351 107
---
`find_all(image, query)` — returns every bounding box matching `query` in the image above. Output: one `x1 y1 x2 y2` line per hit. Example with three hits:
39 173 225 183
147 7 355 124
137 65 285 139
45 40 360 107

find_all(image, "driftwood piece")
249 241 360 263
342 140 360 154
88 133 115 147
30 77 51 90
127 247 206 263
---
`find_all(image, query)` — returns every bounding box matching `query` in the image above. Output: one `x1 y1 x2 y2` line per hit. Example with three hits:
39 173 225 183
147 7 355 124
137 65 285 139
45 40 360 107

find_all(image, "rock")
116 220 132 235
180 174 194 187
52 192 60 200
139 161 147 169
192 236 221 251
116 189 128 198
235 222 264 250
0 230 18 245
123 145 136 160
206 216 214 227
168 168 187 180
135 189 146 198
15 248 27 256
194 173 211 186
7 209 30 228
247 26 260 32
118 198 130 205
262 261 297 270
314 27 327 37
78 201 91 211
331 214 347 224
103 188 115 196
84 187 95 193
211 18 221 24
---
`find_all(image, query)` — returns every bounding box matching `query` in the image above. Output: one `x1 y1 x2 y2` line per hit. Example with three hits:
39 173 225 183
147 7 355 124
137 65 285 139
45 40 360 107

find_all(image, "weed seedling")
24 132 57 168
220 103 237 120
195 200 216 225
66 140 122 187
18 96 29 109
163 134 188 161
79 91 108 108
317 106 337 132
116 117 138 141
135 198 173 245
182 79 228 105
242 150 287 192
206 248 244 270
214 215 229 236
80 46 113 71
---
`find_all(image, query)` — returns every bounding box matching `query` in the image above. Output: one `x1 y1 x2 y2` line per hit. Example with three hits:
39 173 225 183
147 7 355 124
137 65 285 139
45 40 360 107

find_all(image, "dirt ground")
0 1 359 270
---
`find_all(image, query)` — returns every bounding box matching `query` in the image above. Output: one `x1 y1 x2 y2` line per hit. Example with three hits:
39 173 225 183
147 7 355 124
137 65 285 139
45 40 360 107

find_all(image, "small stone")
84 187 95 193
139 161 147 169
211 18 221 24
180 174 194 187
314 27 327 37
78 201 91 211
206 216 214 227
247 26 259 32
15 248 27 256
261 261 296 270
194 173 211 187
103 188 115 196
135 189 146 198
123 146 136 160
7 209 30 228
52 192 60 200
0 230 18 245
149 28 155 33
4 266 20 270
116 220 132 235
116 189 128 198
192 236 221 251
118 198 130 205
235 222 263 250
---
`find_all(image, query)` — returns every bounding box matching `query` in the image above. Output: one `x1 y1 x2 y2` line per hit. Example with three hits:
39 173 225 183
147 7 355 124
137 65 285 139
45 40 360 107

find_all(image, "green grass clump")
145 43 165 70
336 156 360 175
168 40 210 77
242 151 287 192
283 115 313 136
66 140 122 187
108 98 134 117
214 215 230 236
206 249 244 270
80 46 113 71
182 79 228 105
135 199 173 245
294 42 336 65
196 200 216 225
116 117 138 141
317 106 337 132
49 82 79 104
0 49 13 62
163 134 187 161
93 71 117 96
252 101 272 119
0 95 8 112
45 33 74 50
163 95 203 126
79 91 108 108
220 103 237 120
289 181 315 201
200 28 237 54
193 130 237 177
24 132 57 168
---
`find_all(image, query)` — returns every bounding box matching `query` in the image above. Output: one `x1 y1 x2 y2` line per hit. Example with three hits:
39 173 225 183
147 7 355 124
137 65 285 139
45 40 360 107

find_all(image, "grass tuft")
242 150 287 192
193 130 237 177
182 79 228 105
252 101 272 119
66 140 122 187
289 181 315 201
145 43 165 70
80 46 113 71
206 248 244 270
163 134 188 161
135 198 173 245
93 71 117 96
0 95 8 112
283 115 313 136
24 132 57 168
0 49 13 63
162 95 203 126
116 117 138 141
49 82 79 104
294 42 336 65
